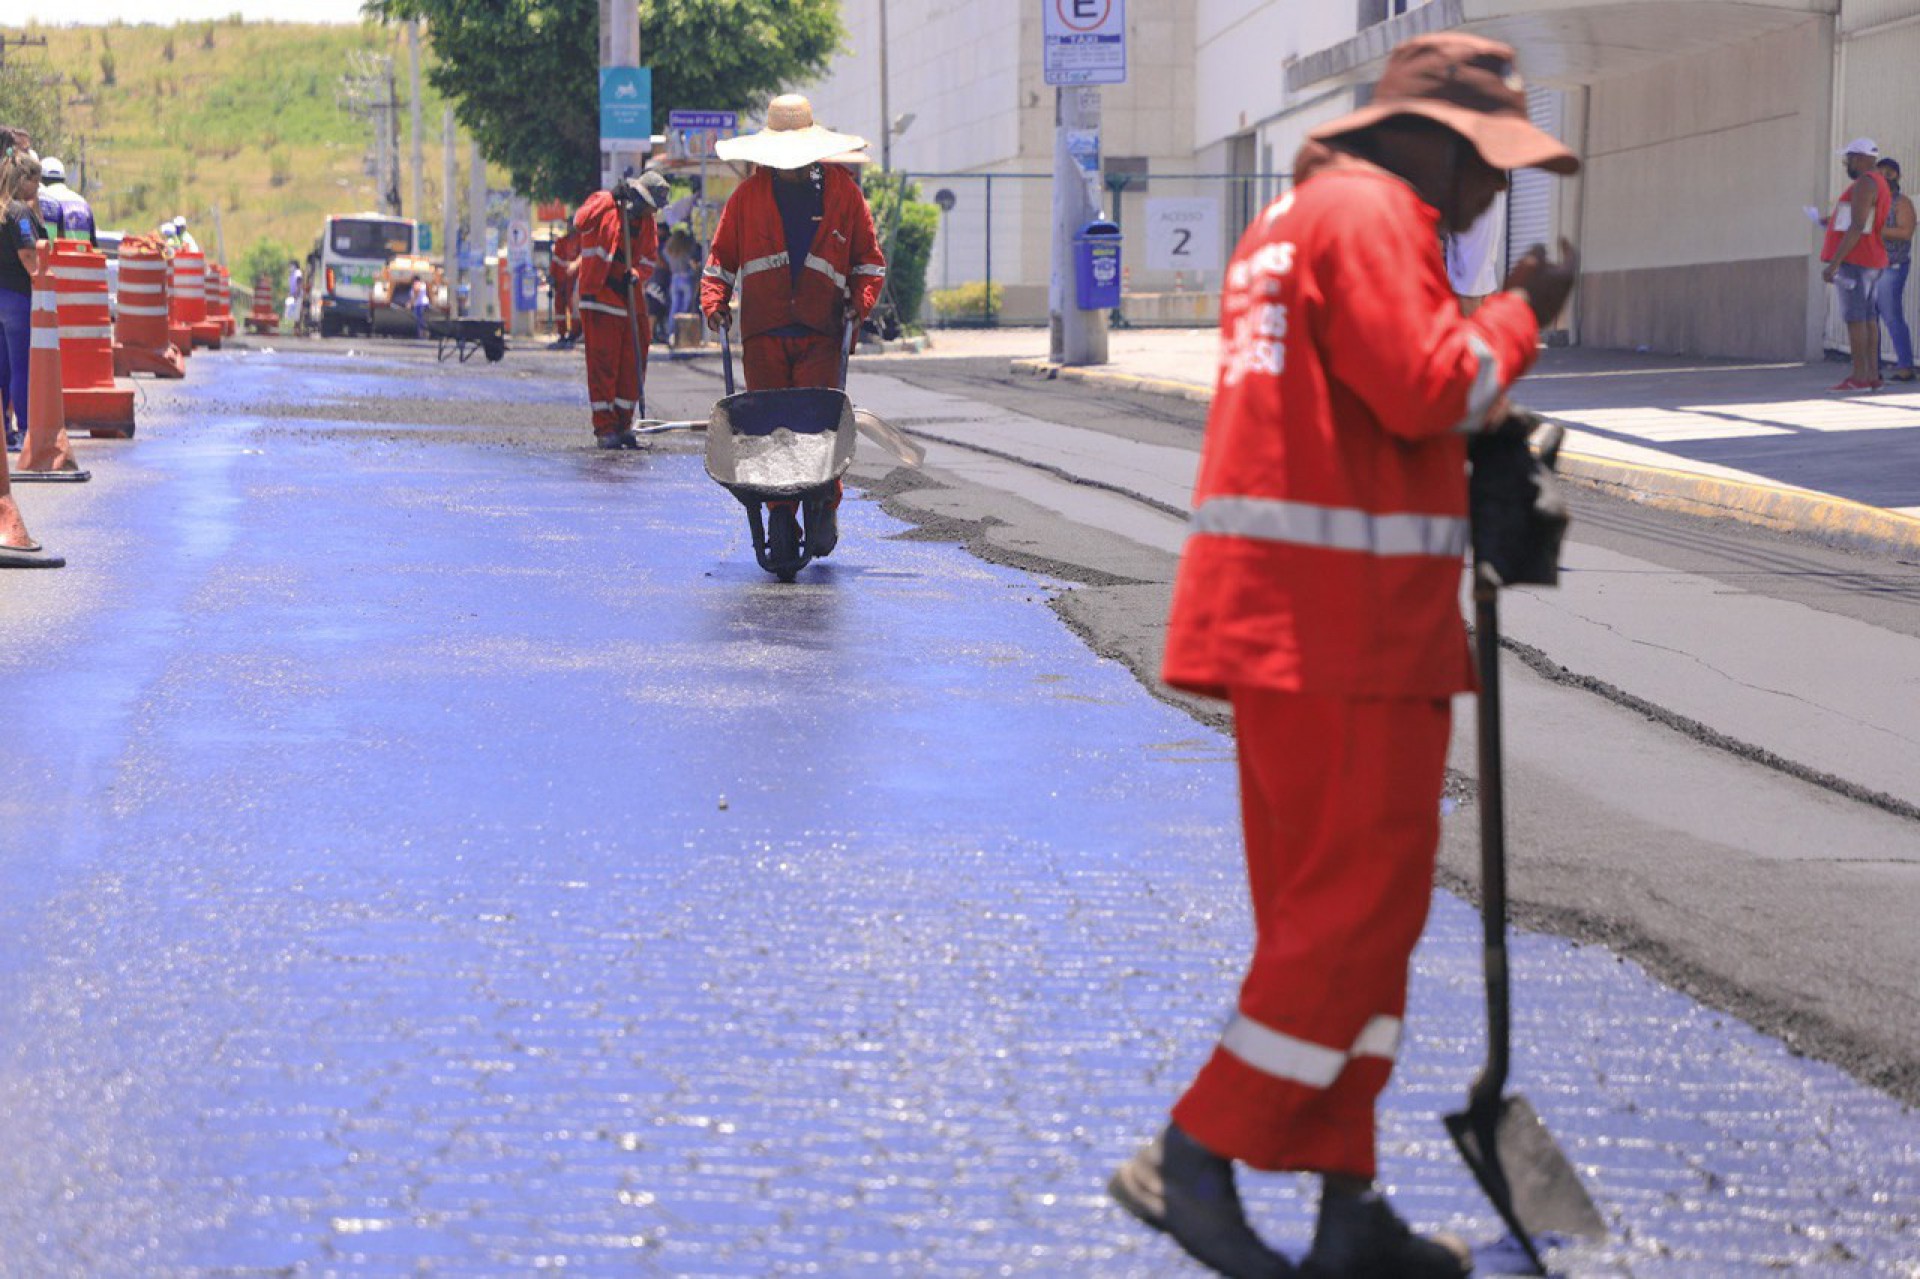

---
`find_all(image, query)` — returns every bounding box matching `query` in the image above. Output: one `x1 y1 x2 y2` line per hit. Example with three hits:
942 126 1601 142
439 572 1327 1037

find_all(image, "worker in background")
700 94 886 390
158 219 181 251
1108 34 1579 1279
173 217 201 254
548 223 581 349
573 170 668 449
36 158 96 246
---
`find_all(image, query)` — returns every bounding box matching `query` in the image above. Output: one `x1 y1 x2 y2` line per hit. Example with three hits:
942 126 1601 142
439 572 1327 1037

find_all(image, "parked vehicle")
307 213 418 337
370 252 450 328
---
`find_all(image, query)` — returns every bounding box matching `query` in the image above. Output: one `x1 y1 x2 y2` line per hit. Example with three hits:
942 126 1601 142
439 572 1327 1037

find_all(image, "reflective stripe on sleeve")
1452 333 1503 433
804 254 847 291
1190 496 1468 559
703 262 737 286
738 251 789 280
1220 1014 1403 1088
580 246 612 261
852 263 886 278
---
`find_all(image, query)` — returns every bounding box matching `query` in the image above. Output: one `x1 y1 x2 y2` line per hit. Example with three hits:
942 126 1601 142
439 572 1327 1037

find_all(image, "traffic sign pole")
1045 0 1124 367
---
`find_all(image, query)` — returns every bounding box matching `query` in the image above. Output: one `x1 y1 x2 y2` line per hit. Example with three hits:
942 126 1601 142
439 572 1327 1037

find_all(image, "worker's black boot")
1109 1124 1296 1278
804 492 838 558
1301 1183 1470 1279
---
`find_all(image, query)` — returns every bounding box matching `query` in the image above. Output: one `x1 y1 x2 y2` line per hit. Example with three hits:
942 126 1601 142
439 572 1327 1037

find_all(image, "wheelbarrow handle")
721 320 736 397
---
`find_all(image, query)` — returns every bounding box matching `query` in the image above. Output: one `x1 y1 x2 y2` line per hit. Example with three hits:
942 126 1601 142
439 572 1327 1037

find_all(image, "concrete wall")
1577 20 1833 359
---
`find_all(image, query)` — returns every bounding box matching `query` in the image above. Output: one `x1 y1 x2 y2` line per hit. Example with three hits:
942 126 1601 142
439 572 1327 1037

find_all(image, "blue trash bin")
1073 219 1123 310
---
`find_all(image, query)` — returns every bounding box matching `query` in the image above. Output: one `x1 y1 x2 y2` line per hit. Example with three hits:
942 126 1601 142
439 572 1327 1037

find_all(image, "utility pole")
442 107 457 310
408 20 425 224
600 0 645 186
1050 85 1108 365
385 59 403 216
878 0 891 172
468 136 488 318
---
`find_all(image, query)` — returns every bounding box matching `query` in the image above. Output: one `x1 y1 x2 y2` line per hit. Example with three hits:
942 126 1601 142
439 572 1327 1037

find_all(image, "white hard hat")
173 214 188 227
39 156 65 182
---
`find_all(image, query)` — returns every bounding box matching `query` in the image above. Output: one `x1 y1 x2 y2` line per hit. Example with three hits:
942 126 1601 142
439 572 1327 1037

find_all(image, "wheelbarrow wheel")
482 332 506 363
768 504 802 583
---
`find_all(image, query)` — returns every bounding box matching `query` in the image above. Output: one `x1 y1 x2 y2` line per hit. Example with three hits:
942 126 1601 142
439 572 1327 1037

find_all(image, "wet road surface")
1 343 1918 1275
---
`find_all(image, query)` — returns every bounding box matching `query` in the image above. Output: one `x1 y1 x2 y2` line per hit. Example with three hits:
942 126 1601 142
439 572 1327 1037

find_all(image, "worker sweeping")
1106 33 1579 1279
573 171 668 449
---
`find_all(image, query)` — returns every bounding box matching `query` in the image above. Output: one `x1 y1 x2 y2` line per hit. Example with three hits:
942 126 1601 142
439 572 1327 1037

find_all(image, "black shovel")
1445 560 1606 1274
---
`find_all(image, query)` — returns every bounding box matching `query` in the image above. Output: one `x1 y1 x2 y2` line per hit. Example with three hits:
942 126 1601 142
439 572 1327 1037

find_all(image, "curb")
1009 358 1920 559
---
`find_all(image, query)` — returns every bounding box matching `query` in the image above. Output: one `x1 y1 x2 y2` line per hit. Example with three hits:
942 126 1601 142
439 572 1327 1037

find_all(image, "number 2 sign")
1145 197 1220 274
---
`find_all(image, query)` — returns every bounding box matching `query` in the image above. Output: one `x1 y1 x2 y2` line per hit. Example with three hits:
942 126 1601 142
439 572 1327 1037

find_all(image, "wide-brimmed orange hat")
1308 33 1579 175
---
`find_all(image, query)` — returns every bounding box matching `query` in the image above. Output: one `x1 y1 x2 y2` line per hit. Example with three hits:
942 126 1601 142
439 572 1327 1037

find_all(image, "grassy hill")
13 16 504 288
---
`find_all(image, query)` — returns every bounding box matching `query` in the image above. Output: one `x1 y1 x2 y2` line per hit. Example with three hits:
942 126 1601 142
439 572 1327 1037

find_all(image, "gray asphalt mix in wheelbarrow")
0 348 1916 1275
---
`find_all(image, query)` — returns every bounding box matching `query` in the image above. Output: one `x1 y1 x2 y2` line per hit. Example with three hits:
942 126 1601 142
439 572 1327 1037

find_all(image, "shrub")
98 51 116 87
862 173 939 333
928 281 1003 325
163 35 175 62
269 150 292 188
240 237 295 308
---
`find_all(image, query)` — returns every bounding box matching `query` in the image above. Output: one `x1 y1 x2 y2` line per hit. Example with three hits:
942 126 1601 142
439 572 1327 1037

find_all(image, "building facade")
805 0 1920 359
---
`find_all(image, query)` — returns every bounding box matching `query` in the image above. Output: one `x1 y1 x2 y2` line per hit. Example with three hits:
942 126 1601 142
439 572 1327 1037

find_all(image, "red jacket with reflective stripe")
1162 158 1540 700
573 191 656 315
699 165 886 339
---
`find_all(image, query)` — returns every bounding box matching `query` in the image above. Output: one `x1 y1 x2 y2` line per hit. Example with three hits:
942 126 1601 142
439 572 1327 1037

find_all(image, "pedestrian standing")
663 226 699 336
0 149 47 452
1874 158 1915 382
572 171 668 449
284 260 304 330
1108 34 1579 1279
1821 138 1892 393
409 275 430 340
548 225 580 348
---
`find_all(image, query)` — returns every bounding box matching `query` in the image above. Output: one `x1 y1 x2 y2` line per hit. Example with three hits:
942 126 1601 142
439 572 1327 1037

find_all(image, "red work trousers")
743 331 842 391
582 304 649 435
1171 687 1452 1179
551 278 575 339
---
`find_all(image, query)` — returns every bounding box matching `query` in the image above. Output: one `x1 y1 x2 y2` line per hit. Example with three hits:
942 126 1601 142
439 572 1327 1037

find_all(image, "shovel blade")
852 407 925 467
1445 1093 1605 1259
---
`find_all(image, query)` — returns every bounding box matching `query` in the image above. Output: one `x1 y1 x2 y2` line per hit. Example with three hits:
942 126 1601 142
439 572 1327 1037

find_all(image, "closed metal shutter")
1505 87 1561 274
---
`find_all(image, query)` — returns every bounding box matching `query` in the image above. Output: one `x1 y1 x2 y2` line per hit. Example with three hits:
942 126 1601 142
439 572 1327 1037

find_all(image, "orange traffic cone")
172 250 222 350
246 274 279 334
0 447 64 567
14 247 91 483
53 239 136 439
114 236 188 378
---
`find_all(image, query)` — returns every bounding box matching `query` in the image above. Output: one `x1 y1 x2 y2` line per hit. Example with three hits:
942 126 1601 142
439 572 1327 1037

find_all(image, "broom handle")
1472 565 1513 1109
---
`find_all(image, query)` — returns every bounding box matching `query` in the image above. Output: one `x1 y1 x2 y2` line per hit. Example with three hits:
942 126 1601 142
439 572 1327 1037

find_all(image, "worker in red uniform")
1107 34 1580 1279
573 170 669 449
699 93 886 390
549 223 581 349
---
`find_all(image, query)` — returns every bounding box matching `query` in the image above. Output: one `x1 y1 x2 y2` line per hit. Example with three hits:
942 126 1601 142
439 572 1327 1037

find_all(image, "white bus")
307 213 418 337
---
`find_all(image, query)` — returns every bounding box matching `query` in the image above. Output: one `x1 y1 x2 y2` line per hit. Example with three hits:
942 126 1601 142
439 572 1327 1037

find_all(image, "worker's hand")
606 265 632 292
1502 238 1579 330
1822 262 1840 285
705 308 731 333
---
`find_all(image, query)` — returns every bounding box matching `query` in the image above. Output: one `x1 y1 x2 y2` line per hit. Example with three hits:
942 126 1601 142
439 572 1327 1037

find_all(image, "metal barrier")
906 170 1289 328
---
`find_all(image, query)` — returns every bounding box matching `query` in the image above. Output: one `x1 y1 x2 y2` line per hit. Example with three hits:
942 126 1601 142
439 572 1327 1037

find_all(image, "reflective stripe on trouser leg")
1171 688 1452 1178
742 332 841 392
582 307 640 433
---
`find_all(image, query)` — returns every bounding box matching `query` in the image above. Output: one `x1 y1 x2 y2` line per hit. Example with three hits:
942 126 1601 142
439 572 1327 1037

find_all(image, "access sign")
1044 0 1127 87
600 67 654 148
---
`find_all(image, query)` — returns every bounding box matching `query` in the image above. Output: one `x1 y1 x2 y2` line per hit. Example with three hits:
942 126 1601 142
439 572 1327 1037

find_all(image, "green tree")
0 61 68 161
364 0 843 202
240 236 297 309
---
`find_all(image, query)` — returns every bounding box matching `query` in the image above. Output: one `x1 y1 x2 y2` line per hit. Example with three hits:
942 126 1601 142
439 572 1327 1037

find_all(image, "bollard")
51 240 136 439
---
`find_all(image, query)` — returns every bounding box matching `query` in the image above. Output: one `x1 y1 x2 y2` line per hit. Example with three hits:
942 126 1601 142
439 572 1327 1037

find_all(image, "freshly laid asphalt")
0 340 1917 1275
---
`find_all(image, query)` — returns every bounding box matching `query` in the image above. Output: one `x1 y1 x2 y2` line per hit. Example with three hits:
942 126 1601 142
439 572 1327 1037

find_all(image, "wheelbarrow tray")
704 387 856 500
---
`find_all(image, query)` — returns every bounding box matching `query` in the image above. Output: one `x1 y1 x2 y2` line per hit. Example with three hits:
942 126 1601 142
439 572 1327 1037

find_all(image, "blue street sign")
668 109 739 131
600 67 654 147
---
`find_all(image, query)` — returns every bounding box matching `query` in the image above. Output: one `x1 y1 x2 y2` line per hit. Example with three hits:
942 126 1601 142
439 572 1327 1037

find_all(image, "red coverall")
573 191 657 437
549 229 581 341
1159 154 1541 1179
698 165 886 390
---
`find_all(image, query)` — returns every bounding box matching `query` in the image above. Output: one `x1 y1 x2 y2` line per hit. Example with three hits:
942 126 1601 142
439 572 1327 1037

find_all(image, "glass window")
330 219 414 259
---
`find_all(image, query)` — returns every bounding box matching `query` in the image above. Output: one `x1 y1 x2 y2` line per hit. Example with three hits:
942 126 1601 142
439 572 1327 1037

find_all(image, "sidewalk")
879 328 1920 554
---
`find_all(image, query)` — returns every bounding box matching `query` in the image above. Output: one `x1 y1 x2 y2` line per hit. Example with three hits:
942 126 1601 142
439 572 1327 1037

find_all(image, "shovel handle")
1472 564 1514 1106
720 319 736 397
839 313 856 391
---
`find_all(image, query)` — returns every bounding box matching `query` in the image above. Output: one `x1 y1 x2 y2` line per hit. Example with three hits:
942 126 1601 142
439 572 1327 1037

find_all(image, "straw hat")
1309 33 1578 175
716 94 868 171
